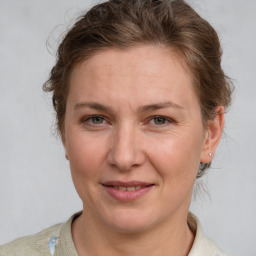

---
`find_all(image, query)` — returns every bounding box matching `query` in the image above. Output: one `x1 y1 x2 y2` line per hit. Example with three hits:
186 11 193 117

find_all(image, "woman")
0 0 232 255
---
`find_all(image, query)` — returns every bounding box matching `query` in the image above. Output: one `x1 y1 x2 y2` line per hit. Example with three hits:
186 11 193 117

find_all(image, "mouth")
111 185 150 191
101 181 154 201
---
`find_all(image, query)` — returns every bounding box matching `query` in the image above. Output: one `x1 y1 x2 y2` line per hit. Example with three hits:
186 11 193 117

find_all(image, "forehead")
68 45 198 110
73 45 191 79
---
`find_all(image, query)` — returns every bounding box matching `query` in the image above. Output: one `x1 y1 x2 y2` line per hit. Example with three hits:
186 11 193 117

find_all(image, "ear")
200 106 225 163
61 133 69 161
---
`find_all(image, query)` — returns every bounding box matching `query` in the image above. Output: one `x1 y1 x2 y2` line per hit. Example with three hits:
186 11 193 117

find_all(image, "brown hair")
43 0 232 174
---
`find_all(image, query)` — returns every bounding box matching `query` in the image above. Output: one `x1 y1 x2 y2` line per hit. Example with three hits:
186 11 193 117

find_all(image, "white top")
0 212 228 256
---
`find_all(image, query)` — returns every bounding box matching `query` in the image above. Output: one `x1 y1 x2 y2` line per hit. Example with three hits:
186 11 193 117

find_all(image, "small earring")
209 152 212 157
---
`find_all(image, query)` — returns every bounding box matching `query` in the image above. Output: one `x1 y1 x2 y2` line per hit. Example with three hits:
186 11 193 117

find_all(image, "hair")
43 0 233 176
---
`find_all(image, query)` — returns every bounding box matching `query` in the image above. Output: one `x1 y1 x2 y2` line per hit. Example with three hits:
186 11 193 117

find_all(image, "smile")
102 181 154 201
113 186 144 191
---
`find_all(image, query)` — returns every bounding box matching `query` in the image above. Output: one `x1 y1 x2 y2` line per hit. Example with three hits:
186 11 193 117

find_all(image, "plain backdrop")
0 0 255 255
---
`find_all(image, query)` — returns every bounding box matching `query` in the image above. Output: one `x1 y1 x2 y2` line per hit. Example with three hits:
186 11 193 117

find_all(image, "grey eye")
91 116 104 124
153 117 167 125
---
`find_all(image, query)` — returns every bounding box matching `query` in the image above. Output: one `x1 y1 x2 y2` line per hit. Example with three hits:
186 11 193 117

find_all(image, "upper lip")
102 181 154 187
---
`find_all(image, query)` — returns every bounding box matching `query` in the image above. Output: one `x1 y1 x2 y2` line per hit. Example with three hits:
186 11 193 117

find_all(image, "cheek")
143 135 201 215
145 132 203 182
66 133 107 183
66 133 109 204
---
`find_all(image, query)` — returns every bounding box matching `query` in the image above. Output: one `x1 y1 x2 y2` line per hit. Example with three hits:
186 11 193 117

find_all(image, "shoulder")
0 223 63 256
188 213 229 256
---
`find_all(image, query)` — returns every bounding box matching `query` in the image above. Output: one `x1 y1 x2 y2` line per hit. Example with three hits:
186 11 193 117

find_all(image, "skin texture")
62 45 224 256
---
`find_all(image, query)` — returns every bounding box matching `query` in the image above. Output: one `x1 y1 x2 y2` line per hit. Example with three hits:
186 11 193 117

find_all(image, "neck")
72 210 195 256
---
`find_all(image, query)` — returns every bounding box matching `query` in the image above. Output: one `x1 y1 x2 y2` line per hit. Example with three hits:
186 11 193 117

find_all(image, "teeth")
114 186 143 191
127 187 135 191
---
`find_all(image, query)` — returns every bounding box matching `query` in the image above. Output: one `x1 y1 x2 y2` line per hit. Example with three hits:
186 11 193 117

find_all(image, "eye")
152 116 167 125
82 115 106 125
147 115 174 127
90 116 104 124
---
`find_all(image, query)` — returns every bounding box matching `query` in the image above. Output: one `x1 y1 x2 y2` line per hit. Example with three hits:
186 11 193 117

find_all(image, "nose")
107 125 146 171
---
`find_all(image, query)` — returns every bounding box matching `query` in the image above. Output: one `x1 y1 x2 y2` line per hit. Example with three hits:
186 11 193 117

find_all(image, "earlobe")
61 133 69 161
200 106 225 163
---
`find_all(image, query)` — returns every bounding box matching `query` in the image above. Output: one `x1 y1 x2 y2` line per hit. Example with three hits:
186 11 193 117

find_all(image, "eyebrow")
73 101 184 113
139 102 184 112
74 102 112 112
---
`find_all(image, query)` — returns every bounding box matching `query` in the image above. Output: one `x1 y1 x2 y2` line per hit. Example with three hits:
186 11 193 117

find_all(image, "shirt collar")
55 211 226 256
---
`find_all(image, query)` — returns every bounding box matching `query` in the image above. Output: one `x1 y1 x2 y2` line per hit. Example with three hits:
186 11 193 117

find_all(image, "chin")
103 208 158 234
109 221 152 234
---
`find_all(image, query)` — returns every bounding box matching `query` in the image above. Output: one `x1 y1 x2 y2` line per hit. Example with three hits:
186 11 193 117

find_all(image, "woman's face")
63 45 216 233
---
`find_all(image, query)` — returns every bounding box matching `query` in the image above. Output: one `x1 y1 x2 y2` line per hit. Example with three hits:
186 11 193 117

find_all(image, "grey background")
0 0 255 255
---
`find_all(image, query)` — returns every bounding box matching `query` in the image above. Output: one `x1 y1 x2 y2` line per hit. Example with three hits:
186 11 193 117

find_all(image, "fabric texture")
0 212 228 256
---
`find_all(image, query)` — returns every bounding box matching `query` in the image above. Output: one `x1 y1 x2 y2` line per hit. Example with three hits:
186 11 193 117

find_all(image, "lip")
101 181 154 202
102 180 153 187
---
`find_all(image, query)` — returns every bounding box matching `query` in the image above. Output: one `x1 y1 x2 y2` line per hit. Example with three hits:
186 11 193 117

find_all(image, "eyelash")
147 115 174 126
81 115 175 128
81 115 107 126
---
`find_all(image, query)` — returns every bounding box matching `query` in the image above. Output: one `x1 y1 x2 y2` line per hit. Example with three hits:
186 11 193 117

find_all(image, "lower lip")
103 185 153 201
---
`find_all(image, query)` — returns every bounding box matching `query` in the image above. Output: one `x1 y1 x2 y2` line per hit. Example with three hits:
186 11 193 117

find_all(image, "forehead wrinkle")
69 46 197 119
